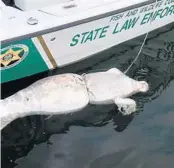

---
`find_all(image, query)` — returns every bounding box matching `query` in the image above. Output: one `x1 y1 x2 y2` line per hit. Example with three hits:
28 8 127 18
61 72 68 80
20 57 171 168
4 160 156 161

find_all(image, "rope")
124 32 149 74
124 0 158 74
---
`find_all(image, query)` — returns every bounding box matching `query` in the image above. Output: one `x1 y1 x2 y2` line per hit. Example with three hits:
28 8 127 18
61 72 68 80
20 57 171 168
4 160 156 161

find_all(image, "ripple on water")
1 23 174 168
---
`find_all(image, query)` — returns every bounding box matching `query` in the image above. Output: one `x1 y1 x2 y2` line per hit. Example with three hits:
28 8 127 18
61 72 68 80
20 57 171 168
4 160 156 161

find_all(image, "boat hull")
1 0 174 83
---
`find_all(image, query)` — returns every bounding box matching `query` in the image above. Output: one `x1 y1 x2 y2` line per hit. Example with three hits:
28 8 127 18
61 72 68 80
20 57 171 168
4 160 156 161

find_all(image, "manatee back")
4 74 89 114
84 72 138 104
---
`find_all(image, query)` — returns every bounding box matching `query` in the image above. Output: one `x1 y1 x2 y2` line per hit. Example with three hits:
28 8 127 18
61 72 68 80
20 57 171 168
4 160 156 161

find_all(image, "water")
1 23 174 168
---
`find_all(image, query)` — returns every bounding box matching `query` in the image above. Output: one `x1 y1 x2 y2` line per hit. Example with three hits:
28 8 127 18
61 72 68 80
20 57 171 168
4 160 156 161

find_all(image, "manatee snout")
138 81 149 92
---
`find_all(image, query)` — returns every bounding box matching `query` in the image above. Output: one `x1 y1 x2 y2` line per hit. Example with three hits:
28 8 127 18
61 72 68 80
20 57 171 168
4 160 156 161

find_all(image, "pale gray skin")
0 74 89 130
84 68 149 114
0 69 149 130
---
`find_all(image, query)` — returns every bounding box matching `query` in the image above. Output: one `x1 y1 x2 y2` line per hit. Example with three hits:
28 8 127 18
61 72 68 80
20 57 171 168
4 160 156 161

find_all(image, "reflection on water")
1 23 174 168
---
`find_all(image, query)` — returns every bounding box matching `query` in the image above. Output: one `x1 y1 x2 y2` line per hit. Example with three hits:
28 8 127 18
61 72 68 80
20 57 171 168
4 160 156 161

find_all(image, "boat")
0 0 173 84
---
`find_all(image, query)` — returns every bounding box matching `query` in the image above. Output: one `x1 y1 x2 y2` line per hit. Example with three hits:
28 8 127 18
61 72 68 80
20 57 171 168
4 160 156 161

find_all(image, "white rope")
124 32 149 74
124 0 158 74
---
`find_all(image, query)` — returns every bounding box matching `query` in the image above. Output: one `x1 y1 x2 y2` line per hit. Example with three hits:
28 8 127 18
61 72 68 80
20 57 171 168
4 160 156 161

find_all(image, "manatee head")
137 81 149 93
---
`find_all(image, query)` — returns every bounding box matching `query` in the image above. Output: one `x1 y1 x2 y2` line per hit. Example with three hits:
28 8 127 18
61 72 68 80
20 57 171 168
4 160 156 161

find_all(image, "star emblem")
0 48 23 67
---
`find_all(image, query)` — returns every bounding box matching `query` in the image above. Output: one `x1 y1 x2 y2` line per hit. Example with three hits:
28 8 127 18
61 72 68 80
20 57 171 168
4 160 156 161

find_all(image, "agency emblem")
0 44 29 70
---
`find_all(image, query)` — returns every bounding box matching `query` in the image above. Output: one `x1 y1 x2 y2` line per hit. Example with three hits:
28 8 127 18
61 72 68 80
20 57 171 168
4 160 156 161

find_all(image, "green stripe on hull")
0 39 49 83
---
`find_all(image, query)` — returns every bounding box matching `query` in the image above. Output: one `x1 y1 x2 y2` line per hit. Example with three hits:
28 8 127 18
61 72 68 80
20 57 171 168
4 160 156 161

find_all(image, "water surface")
1 23 174 168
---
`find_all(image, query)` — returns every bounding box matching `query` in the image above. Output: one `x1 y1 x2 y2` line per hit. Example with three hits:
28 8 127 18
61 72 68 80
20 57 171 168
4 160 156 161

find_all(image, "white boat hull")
0 0 174 83
34 0 174 67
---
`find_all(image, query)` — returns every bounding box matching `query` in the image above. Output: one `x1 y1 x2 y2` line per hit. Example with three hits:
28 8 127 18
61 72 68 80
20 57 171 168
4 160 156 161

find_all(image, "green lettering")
120 20 129 31
151 11 158 21
160 7 169 18
141 5 174 26
70 34 80 47
112 23 119 34
155 9 162 19
84 30 94 43
166 5 174 16
120 20 129 32
99 26 109 38
142 11 157 23
127 17 139 29
126 11 131 17
148 12 156 22
93 28 102 40
141 13 151 25
164 0 169 5
81 31 89 44
120 17 139 32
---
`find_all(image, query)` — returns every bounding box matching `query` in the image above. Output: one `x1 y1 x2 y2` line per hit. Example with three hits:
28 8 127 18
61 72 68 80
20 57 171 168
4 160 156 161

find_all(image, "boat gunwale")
1 0 156 45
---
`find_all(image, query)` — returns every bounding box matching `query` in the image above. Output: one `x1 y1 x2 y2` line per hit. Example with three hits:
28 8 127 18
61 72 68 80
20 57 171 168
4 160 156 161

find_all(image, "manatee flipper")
106 68 123 75
114 97 136 115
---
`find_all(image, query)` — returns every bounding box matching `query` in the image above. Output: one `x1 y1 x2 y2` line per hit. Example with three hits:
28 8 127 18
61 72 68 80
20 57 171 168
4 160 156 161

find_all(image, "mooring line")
124 0 158 74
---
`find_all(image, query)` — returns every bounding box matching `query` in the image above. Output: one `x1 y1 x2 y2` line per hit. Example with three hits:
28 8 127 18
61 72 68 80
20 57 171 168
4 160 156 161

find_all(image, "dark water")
1 23 174 168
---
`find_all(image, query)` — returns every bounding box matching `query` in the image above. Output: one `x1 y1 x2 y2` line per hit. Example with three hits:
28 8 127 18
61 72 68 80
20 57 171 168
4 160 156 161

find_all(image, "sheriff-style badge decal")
0 44 29 70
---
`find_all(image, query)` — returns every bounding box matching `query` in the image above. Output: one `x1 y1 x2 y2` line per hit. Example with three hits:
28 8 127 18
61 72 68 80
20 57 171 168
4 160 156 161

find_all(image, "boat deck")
0 0 156 43
39 0 126 17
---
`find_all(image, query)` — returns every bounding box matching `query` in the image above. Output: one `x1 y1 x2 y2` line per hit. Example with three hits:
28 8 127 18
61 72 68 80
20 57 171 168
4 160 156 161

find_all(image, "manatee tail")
0 97 24 130
0 99 12 130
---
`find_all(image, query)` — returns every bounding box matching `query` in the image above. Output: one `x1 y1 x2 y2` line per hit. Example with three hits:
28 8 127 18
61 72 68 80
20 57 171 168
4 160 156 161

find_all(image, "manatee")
83 68 149 114
0 73 89 130
0 68 149 130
